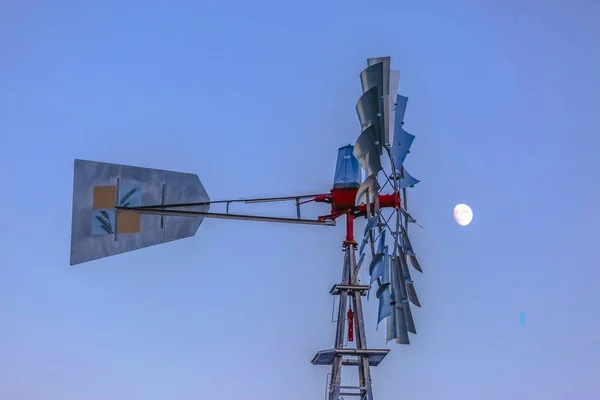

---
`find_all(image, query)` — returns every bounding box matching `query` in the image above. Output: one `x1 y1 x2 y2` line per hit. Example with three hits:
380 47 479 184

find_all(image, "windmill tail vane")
69 56 424 399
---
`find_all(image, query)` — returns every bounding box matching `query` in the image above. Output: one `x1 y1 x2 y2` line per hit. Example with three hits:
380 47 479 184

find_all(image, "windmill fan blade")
401 208 417 224
406 283 421 308
398 247 421 307
376 282 392 324
369 253 384 285
368 236 387 283
366 57 391 147
403 300 417 334
399 169 420 189
391 95 415 170
364 214 379 236
355 173 380 206
395 95 408 124
358 63 385 152
402 227 422 271
359 235 369 255
388 70 399 144
408 254 423 273
393 140 415 171
376 230 386 255
388 255 412 343
356 86 382 140
354 126 383 179
387 307 410 344
381 249 390 283
391 129 415 171
400 226 415 256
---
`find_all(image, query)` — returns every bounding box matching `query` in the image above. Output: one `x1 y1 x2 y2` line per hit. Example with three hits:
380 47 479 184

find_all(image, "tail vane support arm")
118 206 335 226
117 193 336 227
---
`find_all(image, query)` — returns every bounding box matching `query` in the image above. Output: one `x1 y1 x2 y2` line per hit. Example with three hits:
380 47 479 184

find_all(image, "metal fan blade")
360 60 383 93
364 214 379 236
386 312 396 343
369 243 388 287
391 130 415 171
381 249 390 283
369 253 384 284
388 70 400 144
408 254 423 273
376 230 386 255
366 57 391 147
376 282 392 324
387 254 412 343
398 247 421 307
356 86 382 141
400 208 417 224
386 306 410 344
406 283 421 308
390 256 405 301
390 95 415 170
354 126 383 179
359 62 386 151
403 300 417 334
400 226 415 256
355 173 380 206
395 95 408 124
398 168 420 189
359 234 369 255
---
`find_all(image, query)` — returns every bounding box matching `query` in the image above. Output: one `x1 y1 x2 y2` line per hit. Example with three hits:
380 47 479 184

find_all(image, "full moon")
454 204 473 226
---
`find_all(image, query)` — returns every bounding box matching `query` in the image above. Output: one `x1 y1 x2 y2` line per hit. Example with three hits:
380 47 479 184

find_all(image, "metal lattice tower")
312 215 390 400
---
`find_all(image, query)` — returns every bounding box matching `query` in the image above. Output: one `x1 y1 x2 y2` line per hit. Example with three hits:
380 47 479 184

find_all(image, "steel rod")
132 194 323 209
116 207 335 226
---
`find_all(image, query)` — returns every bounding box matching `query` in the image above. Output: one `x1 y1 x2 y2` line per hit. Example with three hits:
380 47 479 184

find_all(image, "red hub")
312 188 401 245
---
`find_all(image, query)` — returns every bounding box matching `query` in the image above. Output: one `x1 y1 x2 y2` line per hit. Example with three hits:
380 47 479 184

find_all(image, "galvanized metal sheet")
369 253 383 285
408 254 422 273
404 298 416 334
406 282 420 308
360 61 383 94
363 214 379 236
359 234 369 255
388 70 400 147
387 306 411 344
376 229 386 254
401 208 417 224
333 145 361 189
70 159 210 265
354 125 382 178
395 95 408 124
399 252 420 307
387 256 411 343
398 168 420 189
392 132 415 171
355 173 380 206
394 253 416 333
359 63 386 153
356 86 382 149
382 249 390 283
391 95 415 170
376 282 392 324
367 57 391 146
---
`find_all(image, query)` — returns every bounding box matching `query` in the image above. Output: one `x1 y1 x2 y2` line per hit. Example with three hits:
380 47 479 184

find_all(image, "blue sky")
1 1 599 399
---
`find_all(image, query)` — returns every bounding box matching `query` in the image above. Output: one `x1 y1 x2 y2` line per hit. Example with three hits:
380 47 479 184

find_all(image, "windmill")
69 56 423 400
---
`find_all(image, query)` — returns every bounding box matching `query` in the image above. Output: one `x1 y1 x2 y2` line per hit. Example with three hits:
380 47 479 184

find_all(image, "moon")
454 204 473 226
